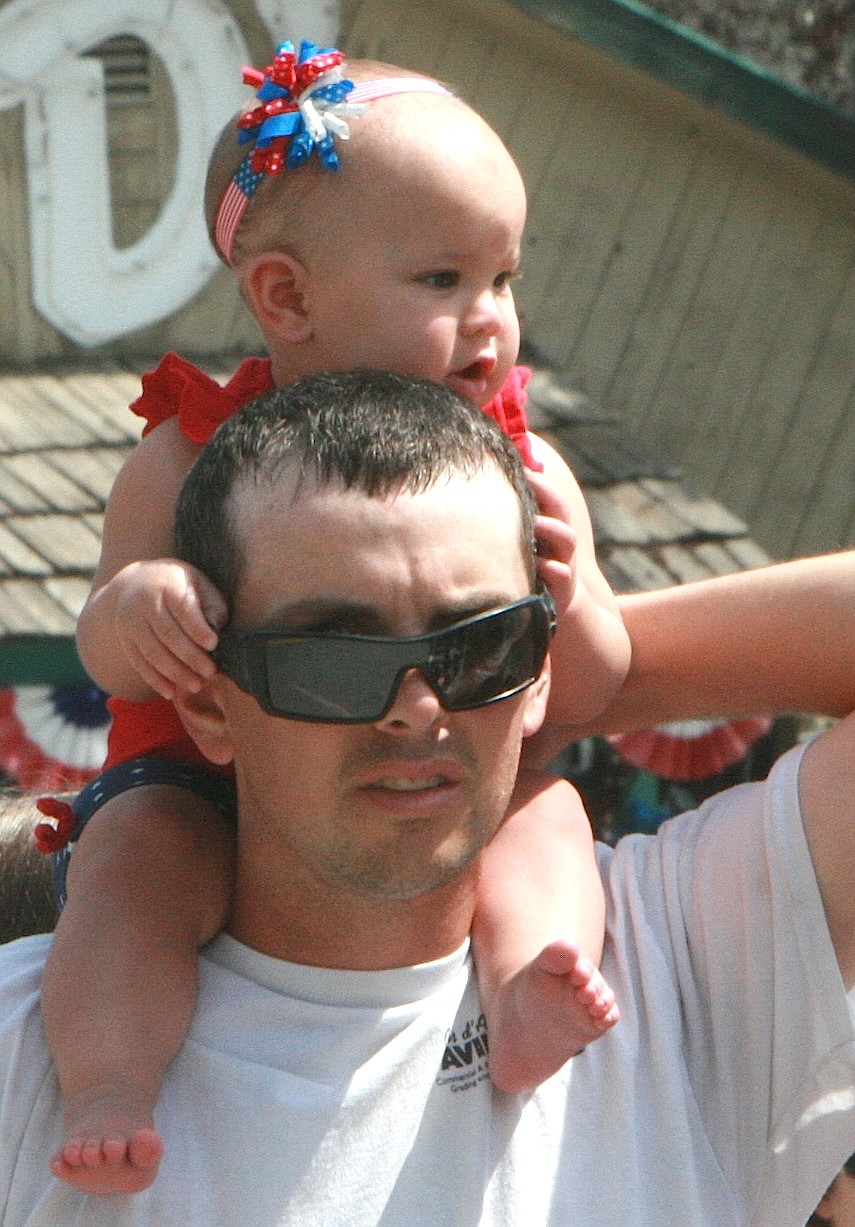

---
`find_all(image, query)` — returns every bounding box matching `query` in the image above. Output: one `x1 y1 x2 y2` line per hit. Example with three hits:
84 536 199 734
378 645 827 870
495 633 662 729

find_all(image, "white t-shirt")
0 744 853 1225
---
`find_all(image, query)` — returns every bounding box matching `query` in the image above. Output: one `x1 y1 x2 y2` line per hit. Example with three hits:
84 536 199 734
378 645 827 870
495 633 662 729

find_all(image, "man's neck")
228 864 478 971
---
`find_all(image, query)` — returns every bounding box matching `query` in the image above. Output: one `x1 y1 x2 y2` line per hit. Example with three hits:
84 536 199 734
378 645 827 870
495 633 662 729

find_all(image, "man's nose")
373 668 444 734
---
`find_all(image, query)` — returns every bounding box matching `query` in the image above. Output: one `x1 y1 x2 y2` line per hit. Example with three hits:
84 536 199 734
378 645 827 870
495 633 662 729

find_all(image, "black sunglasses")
214 592 556 723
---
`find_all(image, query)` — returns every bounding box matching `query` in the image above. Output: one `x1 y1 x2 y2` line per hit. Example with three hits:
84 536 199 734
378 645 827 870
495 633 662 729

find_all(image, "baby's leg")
472 768 618 1094
41 780 234 1196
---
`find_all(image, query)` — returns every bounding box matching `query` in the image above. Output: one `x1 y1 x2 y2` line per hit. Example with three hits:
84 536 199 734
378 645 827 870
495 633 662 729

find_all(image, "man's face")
215 463 548 924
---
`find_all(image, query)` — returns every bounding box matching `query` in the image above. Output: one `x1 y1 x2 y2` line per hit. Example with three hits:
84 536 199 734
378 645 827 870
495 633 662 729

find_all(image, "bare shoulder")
95 418 202 582
527 431 618 612
528 433 584 498
115 417 201 499
527 432 594 542
511 765 586 814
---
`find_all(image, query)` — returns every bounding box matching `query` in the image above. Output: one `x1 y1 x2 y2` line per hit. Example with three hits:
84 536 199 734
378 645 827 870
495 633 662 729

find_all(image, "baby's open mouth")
453 355 495 383
459 360 485 379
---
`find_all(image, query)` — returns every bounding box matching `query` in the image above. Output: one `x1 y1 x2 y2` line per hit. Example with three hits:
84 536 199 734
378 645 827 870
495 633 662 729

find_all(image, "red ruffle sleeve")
481 366 542 472
108 355 273 767
130 352 275 444
103 697 229 772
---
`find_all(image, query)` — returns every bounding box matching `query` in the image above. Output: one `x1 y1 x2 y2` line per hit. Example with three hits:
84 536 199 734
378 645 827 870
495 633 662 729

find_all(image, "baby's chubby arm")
527 435 631 730
77 418 227 702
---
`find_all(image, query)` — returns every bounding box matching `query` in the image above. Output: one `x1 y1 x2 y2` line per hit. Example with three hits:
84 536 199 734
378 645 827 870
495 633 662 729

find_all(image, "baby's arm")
77 418 225 702
527 436 631 729
472 768 617 1094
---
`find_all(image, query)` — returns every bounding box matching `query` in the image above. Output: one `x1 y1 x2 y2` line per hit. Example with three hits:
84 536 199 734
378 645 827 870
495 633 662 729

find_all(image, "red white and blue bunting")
609 717 772 782
0 683 110 791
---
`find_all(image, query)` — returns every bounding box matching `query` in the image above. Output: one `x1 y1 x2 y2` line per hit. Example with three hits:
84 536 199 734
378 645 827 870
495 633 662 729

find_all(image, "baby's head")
205 43 526 405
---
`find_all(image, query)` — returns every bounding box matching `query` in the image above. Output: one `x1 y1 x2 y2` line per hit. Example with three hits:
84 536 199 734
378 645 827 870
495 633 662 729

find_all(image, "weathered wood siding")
0 1 269 364
342 0 855 560
1 0 852 557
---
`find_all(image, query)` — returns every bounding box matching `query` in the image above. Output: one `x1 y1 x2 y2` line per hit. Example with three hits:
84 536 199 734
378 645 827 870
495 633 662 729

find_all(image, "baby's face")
289 102 526 407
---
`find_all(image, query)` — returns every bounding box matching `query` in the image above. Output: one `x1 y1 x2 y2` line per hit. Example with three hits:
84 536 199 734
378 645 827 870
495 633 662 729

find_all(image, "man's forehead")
229 464 530 626
231 461 522 525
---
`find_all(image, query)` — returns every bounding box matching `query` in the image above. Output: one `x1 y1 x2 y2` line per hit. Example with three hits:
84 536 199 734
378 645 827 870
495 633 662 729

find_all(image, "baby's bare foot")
50 1084 163 1196
488 938 619 1094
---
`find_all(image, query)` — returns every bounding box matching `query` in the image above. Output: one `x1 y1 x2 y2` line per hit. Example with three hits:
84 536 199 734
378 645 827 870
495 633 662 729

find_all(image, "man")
0 370 853 1224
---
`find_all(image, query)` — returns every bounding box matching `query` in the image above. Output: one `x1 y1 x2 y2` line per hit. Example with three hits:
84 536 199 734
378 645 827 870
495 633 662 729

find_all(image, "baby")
39 43 630 1196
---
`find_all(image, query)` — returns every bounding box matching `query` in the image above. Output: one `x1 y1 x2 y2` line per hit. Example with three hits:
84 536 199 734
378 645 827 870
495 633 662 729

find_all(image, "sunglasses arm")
214 634 267 704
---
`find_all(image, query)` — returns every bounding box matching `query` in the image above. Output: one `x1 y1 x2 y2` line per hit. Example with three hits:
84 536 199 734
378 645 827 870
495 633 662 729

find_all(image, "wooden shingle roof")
523 363 772 592
0 355 771 684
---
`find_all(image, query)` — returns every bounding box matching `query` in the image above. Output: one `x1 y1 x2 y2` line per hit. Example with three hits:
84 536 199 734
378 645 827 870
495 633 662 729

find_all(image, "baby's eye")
494 268 522 290
420 270 459 290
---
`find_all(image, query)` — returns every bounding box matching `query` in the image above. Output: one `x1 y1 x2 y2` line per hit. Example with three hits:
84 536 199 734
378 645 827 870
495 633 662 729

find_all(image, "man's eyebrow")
255 592 524 635
257 598 384 635
423 593 523 631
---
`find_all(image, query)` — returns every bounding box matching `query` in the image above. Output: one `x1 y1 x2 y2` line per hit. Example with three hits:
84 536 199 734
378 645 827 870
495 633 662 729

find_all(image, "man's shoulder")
596 742 810 983
599 742 804 884
594 740 844 1050
591 741 855 1224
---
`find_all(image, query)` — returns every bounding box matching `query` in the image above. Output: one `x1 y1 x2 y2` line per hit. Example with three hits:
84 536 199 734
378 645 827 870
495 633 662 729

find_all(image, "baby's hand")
113 559 228 700
527 469 578 617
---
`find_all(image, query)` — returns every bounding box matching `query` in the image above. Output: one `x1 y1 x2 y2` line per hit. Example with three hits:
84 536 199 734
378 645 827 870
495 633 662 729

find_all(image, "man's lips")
356 759 464 790
373 775 448 792
353 759 466 808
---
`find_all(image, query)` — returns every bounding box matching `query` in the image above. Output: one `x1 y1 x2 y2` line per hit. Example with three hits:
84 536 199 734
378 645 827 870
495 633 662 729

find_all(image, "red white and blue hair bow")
237 39 365 176
214 44 453 264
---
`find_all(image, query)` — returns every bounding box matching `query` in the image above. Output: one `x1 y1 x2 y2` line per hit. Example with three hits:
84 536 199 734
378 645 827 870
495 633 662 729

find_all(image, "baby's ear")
241 250 312 343
173 678 236 767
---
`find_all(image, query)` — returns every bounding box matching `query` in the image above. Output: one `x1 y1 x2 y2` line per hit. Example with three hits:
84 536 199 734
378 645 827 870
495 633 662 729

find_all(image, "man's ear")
173 679 236 767
521 655 551 740
240 250 312 343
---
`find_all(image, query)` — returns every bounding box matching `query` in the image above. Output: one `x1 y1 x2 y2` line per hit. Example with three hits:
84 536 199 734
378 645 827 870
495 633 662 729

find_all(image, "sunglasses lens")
431 603 544 709
265 639 393 721
265 602 544 718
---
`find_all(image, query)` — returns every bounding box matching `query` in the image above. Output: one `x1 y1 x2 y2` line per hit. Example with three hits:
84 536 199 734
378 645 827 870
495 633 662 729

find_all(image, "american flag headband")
214 39 454 266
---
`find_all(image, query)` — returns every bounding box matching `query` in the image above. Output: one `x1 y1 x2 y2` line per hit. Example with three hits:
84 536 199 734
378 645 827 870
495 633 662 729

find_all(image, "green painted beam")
511 0 855 183
0 636 90 687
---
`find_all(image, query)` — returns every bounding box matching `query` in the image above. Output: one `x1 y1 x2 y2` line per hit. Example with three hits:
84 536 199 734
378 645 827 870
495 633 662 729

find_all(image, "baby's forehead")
344 94 521 190
353 91 494 152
